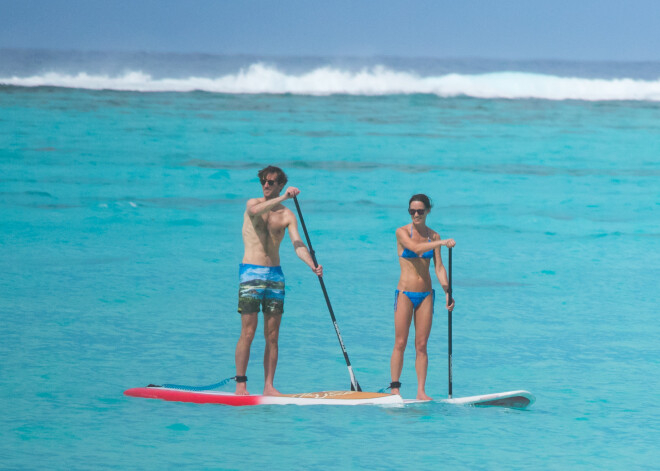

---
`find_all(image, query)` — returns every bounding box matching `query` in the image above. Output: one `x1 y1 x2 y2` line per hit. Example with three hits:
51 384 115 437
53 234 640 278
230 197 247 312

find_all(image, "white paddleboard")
400 390 535 408
438 390 535 408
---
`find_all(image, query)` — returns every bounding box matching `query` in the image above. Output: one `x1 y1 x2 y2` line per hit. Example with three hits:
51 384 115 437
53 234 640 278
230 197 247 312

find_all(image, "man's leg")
235 312 258 395
263 312 282 396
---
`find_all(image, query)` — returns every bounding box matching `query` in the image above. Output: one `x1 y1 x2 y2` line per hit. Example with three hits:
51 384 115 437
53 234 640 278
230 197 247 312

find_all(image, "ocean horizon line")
4 46 660 64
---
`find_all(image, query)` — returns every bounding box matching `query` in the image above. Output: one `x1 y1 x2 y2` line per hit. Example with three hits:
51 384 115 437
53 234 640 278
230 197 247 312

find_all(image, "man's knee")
263 314 282 344
240 314 258 341
241 329 256 344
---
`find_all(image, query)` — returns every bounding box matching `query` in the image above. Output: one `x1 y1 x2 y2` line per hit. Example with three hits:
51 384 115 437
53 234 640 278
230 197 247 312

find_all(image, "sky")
1 0 660 61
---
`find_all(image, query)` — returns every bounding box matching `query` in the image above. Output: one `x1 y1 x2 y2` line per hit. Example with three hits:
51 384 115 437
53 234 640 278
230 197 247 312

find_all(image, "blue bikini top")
400 225 434 259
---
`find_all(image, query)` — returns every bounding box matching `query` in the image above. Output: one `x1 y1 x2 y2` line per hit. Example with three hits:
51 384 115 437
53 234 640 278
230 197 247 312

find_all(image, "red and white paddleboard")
124 386 404 406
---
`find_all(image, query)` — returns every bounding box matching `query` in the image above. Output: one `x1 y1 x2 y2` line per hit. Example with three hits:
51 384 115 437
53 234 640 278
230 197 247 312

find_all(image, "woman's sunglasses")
408 208 426 216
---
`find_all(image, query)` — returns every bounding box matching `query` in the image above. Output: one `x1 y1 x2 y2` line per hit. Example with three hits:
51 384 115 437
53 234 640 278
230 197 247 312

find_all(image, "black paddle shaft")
292 196 362 392
448 247 453 398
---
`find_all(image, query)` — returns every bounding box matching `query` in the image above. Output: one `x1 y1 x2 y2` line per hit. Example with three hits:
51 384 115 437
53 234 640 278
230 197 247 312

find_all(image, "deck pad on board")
283 391 392 400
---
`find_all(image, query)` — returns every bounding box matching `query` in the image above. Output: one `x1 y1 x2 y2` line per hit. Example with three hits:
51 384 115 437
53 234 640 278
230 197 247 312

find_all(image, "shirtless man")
235 165 323 396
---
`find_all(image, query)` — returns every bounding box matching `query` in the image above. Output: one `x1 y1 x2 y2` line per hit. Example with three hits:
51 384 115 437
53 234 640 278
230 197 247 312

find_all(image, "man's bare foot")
417 391 432 401
235 383 249 396
390 388 401 396
263 385 281 396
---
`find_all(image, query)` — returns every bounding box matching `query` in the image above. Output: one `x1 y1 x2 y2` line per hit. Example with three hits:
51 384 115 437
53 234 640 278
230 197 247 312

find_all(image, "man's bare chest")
254 211 287 236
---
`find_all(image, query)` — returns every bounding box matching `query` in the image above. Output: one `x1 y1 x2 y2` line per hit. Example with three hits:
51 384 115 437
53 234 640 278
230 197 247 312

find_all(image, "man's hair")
258 165 288 186
409 193 433 210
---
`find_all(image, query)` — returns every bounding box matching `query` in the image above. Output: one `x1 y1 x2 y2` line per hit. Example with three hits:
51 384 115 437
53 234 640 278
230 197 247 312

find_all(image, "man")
235 165 323 396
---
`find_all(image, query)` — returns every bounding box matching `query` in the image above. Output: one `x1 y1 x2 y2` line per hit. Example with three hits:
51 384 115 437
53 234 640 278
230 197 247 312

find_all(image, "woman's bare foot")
235 383 249 396
417 391 432 401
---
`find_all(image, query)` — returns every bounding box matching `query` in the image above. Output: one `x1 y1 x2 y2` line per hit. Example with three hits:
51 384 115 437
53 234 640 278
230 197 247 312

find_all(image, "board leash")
151 376 239 391
378 381 402 394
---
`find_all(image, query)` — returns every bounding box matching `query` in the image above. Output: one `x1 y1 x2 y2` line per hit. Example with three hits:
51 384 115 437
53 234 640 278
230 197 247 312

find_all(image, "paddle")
293 195 362 392
448 247 453 398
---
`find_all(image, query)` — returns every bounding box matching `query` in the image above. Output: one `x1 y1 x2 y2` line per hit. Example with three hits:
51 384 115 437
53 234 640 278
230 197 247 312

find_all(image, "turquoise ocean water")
1 51 659 469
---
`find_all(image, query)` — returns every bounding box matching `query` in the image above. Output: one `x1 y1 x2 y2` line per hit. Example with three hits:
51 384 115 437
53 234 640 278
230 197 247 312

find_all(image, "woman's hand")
443 238 456 248
446 292 455 311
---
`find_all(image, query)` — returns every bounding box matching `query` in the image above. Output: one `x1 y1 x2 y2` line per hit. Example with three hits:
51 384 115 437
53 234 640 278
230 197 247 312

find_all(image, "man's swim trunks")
238 264 285 315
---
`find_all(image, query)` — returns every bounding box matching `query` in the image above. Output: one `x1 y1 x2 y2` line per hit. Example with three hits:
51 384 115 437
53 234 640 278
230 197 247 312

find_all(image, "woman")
390 194 455 400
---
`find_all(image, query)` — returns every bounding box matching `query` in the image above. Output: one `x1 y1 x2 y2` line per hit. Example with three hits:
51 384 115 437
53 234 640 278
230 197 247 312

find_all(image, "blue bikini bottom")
394 289 435 311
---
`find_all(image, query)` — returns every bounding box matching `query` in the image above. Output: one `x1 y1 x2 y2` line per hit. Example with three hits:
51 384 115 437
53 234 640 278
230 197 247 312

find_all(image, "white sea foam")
2 64 660 101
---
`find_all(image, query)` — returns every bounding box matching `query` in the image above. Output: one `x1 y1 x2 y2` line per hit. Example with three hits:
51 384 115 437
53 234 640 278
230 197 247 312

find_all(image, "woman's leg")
390 291 413 396
413 293 434 400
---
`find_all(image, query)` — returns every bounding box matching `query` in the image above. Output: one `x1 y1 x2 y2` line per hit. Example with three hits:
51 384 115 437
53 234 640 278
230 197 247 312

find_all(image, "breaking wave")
3 63 660 101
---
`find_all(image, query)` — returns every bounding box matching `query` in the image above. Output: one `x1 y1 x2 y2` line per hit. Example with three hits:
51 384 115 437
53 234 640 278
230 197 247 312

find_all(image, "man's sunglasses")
261 179 278 186
408 208 426 216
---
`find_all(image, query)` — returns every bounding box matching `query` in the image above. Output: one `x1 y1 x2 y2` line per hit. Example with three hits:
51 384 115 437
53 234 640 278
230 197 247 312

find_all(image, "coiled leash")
147 375 247 391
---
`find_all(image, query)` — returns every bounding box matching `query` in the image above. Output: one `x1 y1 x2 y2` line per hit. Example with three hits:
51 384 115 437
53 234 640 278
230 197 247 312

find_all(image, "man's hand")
443 238 456 248
312 264 323 277
285 187 300 199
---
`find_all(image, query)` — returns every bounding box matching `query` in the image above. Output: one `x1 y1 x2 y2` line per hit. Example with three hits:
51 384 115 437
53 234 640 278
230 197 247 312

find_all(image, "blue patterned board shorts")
238 264 285 315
